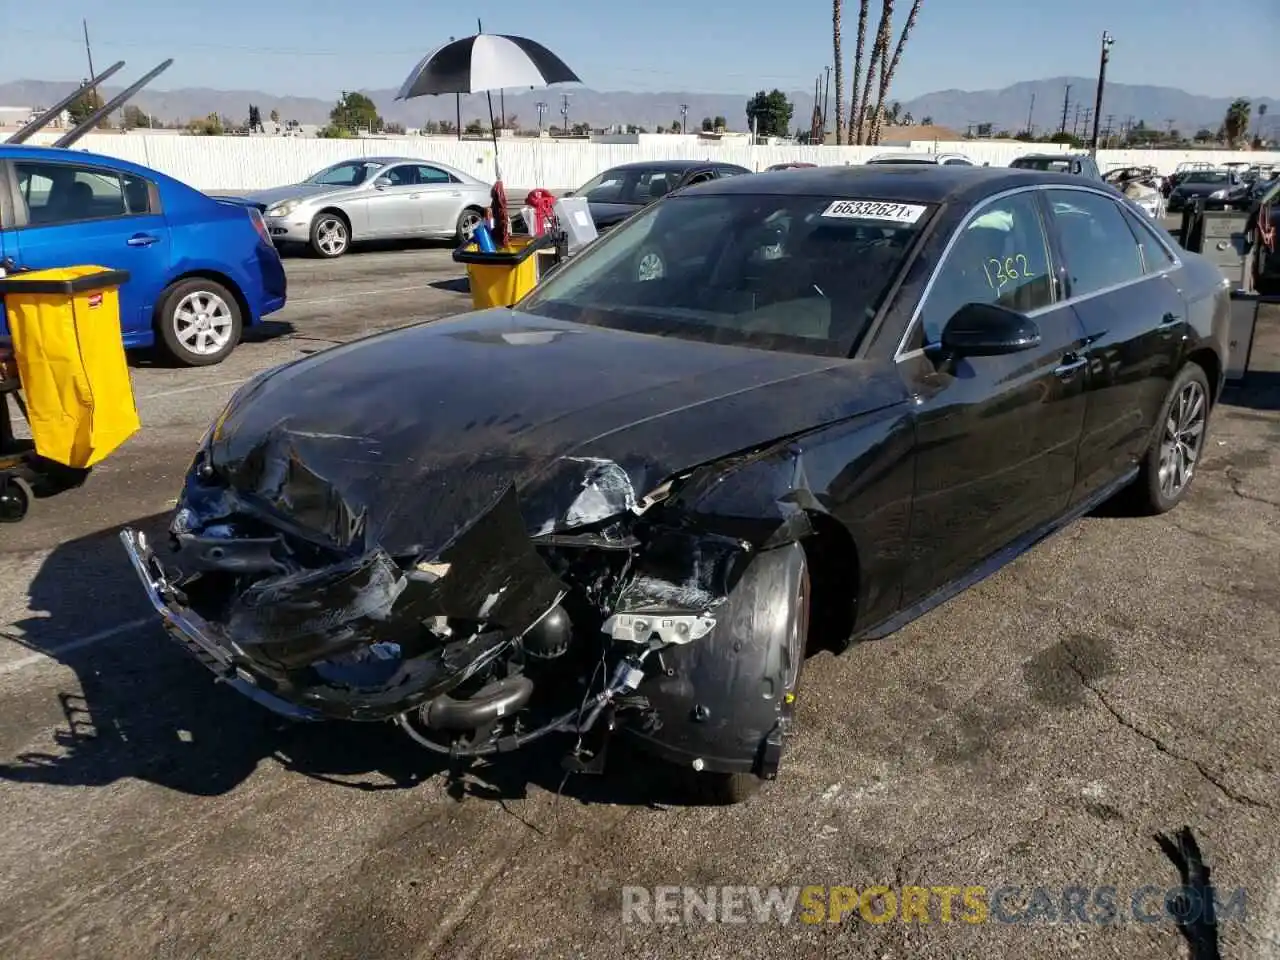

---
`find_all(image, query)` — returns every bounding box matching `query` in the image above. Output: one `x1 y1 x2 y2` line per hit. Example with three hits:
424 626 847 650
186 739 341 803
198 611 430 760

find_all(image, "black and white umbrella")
396 24 581 179
396 33 581 99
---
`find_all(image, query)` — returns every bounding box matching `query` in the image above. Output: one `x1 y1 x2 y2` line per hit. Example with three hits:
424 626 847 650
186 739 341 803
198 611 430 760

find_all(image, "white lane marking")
138 378 248 401
0 617 154 676
285 283 443 307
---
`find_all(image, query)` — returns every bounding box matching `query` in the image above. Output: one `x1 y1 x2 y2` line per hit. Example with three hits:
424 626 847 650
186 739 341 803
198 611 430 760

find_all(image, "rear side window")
1045 189 1145 297
1121 207 1178 272
16 161 155 226
413 165 456 184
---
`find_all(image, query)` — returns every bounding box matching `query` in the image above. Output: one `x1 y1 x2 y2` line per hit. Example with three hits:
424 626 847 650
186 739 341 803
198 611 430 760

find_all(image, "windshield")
306 160 384 186
519 193 931 357
1184 172 1230 185
573 167 686 205
1012 157 1073 172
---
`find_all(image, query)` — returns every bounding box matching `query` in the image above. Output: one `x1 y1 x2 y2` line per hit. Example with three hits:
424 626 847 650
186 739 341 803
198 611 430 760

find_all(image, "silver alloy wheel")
637 250 665 282
1158 379 1207 498
458 210 482 240
316 217 348 256
173 290 234 357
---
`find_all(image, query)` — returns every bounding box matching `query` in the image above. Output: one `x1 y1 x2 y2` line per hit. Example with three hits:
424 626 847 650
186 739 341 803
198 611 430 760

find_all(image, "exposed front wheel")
677 541 811 805
1131 363 1211 514
157 278 243 367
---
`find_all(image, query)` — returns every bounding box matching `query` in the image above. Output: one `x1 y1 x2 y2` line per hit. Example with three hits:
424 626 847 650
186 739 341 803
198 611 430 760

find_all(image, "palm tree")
870 0 923 144
833 0 845 143
1256 103 1267 143
857 1 891 145
1223 98 1251 147
849 0 871 144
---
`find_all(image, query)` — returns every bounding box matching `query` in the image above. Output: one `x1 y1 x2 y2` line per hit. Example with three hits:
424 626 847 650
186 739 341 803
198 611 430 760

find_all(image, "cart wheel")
0 475 33 523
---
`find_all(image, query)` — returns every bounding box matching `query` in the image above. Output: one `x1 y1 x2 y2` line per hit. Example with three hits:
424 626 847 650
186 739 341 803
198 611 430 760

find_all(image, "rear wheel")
157 278 243 367
455 208 484 246
1130 363 1211 514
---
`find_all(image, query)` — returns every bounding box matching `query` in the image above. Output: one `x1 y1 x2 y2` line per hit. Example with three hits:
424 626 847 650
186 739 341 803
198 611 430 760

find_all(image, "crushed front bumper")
119 527 322 721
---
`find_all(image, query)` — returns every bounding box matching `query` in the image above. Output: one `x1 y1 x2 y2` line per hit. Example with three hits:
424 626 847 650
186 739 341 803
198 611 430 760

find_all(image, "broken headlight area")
151 458 759 763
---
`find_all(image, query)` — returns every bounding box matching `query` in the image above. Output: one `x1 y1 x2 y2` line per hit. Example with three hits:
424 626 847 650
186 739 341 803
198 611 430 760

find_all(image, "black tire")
455 207 484 246
156 277 243 367
0 475 32 523
683 542 811 805
309 211 350 258
1129 362 1212 515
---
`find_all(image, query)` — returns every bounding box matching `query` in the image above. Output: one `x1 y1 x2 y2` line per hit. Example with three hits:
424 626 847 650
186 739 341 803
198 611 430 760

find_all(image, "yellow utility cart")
0 266 140 523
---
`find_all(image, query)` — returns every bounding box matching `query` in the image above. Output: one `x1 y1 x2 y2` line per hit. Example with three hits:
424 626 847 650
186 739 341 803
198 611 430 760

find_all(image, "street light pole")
1090 31 1113 155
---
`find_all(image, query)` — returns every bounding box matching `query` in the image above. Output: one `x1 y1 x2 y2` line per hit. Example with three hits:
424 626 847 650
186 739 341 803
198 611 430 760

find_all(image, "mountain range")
1 75 1274 137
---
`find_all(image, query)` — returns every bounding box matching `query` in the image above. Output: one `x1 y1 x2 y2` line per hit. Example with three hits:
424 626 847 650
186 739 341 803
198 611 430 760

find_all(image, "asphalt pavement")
1 239 1278 960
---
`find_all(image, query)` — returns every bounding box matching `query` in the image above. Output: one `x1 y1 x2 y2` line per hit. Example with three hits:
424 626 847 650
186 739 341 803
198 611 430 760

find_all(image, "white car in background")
866 151 977 166
240 157 493 258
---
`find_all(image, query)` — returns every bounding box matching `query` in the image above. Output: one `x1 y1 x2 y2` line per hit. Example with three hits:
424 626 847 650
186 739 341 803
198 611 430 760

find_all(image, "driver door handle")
1054 355 1088 380
1159 311 1181 326
127 233 158 247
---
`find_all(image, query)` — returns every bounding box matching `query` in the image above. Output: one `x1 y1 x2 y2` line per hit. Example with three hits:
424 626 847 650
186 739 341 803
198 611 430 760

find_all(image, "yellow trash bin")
0 266 140 469
452 234 555 310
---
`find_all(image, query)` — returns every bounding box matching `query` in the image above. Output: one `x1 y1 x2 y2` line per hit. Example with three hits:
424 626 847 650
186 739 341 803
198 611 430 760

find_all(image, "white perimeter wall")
14 132 1280 192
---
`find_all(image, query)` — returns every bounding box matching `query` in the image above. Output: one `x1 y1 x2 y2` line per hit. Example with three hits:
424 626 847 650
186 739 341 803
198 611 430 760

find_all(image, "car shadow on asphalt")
125 320 298 369
429 277 470 294
1222 371 1280 412
0 512 710 808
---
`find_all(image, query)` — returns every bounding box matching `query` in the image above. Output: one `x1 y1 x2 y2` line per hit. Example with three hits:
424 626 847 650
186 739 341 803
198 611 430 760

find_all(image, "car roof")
603 159 729 172
693 164 1097 205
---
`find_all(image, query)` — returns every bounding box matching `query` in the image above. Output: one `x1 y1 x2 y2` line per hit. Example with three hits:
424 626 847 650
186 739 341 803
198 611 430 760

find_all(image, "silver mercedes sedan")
243 156 493 258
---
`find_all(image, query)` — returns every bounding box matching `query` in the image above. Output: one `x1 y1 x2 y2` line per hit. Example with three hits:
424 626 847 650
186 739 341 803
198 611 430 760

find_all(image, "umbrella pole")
486 89 501 179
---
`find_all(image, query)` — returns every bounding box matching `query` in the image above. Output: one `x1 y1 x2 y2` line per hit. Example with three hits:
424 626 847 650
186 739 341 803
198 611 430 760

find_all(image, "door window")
413 165 455 185
381 166 418 186
1121 207 1178 273
1046 189 1145 297
16 161 155 226
916 191 1056 345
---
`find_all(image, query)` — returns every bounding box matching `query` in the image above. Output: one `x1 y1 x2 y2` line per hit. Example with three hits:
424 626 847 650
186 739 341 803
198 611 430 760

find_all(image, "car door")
363 163 422 237
6 157 171 340
410 164 464 234
1041 188 1187 507
896 188 1091 603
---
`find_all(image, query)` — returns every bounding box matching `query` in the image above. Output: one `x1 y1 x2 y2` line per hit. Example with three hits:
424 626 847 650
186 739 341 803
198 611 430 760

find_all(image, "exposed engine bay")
124 429 811 777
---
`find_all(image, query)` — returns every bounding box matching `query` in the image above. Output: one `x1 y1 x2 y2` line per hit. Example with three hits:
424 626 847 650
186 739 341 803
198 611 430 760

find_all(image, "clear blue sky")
5 0 1276 99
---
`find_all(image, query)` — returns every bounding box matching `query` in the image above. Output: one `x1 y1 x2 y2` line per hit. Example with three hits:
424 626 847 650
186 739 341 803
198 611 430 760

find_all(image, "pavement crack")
1225 467 1280 510
1063 645 1272 812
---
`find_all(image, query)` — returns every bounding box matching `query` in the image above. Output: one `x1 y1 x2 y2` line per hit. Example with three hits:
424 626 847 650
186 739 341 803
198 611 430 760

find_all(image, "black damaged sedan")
122 165 1230 803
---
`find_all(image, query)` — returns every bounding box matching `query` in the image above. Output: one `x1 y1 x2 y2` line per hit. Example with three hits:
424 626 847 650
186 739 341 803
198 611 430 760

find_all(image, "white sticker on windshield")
821 200 927 223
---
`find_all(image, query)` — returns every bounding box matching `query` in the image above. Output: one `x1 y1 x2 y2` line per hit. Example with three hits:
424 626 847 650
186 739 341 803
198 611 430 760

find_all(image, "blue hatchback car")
0 144 286 366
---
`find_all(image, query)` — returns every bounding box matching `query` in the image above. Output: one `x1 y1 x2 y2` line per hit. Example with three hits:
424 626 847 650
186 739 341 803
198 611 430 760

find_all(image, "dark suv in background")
1009 153 1104 181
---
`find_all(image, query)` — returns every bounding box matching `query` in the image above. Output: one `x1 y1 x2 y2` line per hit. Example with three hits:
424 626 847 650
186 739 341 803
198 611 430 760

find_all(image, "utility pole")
1082 107 1093 139
680 103 689 135
1072 103 1081 137
822 65 831 137
1025 92 1036 137
1060 84 1072 135
1103 113 1114 147
561 94 571 135
83 19 96 82
1089 31 1114 154
536 101 547 134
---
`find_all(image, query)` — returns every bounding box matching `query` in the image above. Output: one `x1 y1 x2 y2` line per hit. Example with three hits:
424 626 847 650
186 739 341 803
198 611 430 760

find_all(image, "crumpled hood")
202 309 906 556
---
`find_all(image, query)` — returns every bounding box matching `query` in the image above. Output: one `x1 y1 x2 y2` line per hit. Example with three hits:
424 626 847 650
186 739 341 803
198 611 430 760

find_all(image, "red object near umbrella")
490 181 510 248
525 189 557 236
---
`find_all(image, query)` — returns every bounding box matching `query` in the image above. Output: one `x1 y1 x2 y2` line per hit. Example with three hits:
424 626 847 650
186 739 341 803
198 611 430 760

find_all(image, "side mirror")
373 176 392 189
939 302 1041 358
